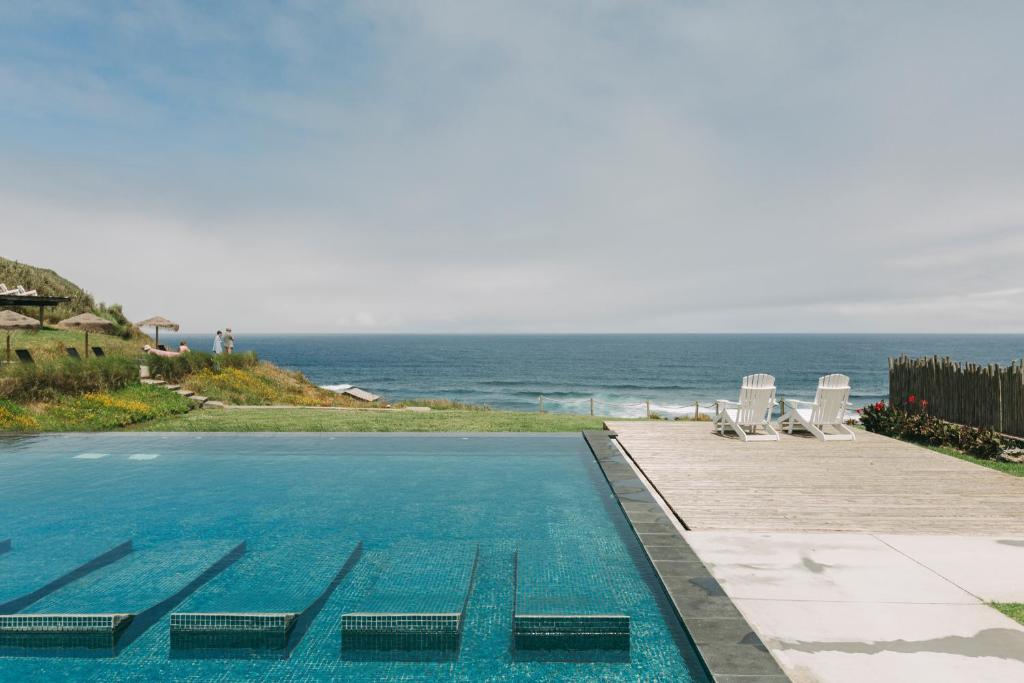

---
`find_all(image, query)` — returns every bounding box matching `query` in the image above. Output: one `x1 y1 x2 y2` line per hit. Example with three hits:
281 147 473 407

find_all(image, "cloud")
2 1 1024 332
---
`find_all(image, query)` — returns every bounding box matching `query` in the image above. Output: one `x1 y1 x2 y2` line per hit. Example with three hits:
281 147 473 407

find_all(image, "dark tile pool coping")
582 430 789 683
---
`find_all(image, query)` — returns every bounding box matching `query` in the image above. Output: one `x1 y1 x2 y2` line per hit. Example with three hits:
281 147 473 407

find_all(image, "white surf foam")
321 383 353 393
74 453 109 460
129 453 161 461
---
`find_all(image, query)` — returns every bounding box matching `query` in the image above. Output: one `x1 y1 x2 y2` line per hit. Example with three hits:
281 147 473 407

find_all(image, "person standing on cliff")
213 330 223 354
224 328 234 354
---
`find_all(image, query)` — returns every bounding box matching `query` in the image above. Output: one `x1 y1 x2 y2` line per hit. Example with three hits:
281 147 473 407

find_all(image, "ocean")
179 334 1023 418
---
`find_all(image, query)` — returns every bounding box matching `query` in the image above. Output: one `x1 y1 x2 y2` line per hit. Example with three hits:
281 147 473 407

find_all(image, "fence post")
646 400 650 418
694 400 699 420
539 395 544 413
590 397 594 416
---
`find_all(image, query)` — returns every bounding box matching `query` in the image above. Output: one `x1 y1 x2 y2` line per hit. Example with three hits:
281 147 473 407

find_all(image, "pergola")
0 294 71 323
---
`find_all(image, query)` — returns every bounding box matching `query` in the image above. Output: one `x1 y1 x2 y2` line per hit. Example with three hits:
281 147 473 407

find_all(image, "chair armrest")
783 399 815 409
715 399 740 408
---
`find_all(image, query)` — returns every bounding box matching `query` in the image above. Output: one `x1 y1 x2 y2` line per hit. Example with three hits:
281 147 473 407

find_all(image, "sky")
2 1 1023 333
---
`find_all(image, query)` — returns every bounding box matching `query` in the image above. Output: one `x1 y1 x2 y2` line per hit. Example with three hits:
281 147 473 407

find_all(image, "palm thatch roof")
57 312 116 331
136 316 180 331
0 310 41 330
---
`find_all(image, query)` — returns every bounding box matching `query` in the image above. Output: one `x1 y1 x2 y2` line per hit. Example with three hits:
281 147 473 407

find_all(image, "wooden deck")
607 421 1024 534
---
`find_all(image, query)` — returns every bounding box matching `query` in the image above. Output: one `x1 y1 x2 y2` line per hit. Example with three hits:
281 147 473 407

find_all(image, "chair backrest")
66 347 82 360
812 374 851 425
15 349 33 363
736 374 776 426
92 347 105 357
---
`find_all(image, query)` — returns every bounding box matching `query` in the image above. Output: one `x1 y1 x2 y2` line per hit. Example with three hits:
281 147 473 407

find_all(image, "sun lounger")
778 374 856 441
712 373 779 441
91 347 105 357
157 344 167 352
5 286 38 296
14 349 33 364
66 348 82 360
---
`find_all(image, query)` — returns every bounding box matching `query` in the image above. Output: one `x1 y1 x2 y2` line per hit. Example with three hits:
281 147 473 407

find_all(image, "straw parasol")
57 313 115 358
0 310 40 363
136 316 179 348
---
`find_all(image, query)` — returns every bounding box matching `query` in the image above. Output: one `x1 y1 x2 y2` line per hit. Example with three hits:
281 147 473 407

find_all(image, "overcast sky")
3 1 1023 333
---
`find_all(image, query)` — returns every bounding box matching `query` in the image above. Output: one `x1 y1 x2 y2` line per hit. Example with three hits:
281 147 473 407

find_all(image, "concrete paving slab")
684 531 976 604
877 534 1024 602
733 600 1024 683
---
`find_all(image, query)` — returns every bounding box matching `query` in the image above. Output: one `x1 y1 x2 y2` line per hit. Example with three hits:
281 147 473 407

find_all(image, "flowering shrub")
0 401 40 431
860 397 1008 460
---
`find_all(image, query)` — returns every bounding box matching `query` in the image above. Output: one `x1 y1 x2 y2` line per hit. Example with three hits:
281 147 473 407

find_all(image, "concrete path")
686 532 1024 683
608 421 1024 682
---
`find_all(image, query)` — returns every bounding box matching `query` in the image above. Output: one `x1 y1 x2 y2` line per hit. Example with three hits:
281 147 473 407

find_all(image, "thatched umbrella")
57 312 115 358
0 310 40 363
136 316 179 348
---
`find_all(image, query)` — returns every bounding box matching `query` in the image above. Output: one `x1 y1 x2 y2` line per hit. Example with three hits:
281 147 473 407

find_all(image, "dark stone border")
582 430 790 683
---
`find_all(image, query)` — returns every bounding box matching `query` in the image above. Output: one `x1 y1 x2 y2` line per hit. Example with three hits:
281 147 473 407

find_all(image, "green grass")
992 603 1024 625
132 407 609 432
2 328 146 362
1 384 192 432
926 444 1024 477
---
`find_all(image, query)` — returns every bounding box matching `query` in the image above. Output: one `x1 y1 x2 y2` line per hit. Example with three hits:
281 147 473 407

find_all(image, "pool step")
0 613 133 634
340 543 479 658
170 541 362 656
6 540 245 650
511 548 630 653
171 611 298 634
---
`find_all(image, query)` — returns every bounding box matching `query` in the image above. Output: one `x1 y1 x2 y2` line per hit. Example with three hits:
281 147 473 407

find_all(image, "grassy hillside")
3 328 145 362
0 256 134 334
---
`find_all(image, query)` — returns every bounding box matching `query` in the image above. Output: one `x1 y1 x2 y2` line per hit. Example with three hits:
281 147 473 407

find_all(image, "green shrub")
143 351 258 382
860 396 1010 460
0 356 139 401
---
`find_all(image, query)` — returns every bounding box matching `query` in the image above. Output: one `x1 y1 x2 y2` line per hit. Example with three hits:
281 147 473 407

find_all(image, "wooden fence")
889 355 1024 437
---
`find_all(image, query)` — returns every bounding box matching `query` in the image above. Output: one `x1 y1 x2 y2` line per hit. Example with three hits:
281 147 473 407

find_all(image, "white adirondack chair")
778 374 856 441
712 373 779 441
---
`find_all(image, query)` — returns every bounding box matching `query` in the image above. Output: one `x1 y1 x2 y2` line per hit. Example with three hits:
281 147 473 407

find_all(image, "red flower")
920 399 928 409
908 395 916 404
856 408 863 414
875 401 885 411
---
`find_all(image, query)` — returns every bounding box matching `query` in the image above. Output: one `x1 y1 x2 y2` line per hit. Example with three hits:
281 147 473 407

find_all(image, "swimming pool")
0 433 709 681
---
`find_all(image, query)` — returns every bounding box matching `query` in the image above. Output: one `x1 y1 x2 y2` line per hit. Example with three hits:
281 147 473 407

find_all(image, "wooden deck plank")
607 421 1024 534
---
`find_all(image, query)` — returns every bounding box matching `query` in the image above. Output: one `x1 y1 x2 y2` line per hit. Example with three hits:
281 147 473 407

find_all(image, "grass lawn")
927 444 1024 478
993 603 1024 625
132 406 610 432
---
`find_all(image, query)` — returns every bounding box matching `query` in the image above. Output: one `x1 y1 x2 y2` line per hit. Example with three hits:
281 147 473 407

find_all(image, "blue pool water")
0 433 708 682
177 333 1024 416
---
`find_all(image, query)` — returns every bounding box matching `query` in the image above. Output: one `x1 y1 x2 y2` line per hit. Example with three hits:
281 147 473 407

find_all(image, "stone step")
141 379 166 386
165 384 182 391
189 395 208 404
175 389 195 398
203 401 226 409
